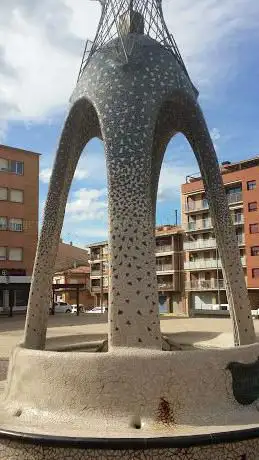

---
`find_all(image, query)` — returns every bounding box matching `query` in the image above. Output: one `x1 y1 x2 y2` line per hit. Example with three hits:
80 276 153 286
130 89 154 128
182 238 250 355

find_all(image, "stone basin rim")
0 427 259 450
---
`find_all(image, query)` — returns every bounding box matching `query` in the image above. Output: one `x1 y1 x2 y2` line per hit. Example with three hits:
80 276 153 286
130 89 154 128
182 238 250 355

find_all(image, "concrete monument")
0 1 259 459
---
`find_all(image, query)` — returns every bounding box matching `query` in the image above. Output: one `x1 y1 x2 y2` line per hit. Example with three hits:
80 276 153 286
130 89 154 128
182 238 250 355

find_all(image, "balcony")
91 270 101 277
184 256 246 270
186 219 213 232
185 201 209 213
156 264 174 272
186 279 225 290
90 253 102 261
184 259 222 270
157 282 175 290
184 236 245 251
155 245 173 254
91 285 101 292
227 192 243 205
232 215 244 225
184 239 216 251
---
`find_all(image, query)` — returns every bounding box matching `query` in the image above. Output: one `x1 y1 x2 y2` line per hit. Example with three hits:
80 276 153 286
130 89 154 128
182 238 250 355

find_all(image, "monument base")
0 435 259 459
0 344 259 458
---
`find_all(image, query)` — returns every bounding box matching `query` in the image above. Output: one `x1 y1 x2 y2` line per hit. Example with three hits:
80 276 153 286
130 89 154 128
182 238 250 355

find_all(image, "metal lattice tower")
78 0 191 82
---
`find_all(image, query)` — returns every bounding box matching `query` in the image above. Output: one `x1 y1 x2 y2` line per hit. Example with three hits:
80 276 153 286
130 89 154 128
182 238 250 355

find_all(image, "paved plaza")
0 314 259 362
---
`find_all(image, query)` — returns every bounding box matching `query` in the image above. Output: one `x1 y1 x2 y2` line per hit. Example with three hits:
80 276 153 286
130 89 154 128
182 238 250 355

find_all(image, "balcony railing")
184 239 216 250
156 264 174 272
155 245 173 253
186 279 225 290
185 201 209 213
227 192 243 205
232 215 244 225
157 282 175 290
91 270 101 276
186 219 213 232
91 285 101 292
184 236 245 250
185 256 246 270
184 259 222 270
90 253 102 260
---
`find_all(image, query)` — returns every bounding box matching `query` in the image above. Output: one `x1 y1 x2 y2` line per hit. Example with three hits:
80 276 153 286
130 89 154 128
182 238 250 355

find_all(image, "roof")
87 240 108 248
54 265 90 276
185 155 259 184
0 144 41 157
87 225 185 248
55 243 89 272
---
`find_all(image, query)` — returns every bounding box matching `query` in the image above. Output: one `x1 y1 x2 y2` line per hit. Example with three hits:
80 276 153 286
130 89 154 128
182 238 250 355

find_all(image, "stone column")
24 99 97 350
106 114 161 349
183 100 255 346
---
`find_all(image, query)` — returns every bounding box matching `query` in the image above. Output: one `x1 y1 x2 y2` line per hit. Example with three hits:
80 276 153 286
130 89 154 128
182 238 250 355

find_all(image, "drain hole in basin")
131 416 142 430
14 409 22 417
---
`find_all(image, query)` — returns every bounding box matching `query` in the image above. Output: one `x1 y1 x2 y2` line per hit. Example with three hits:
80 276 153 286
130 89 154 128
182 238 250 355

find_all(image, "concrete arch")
152 93 255 346
24 98 101 350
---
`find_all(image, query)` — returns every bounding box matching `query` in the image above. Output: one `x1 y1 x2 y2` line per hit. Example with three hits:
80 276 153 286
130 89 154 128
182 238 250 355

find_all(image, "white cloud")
40 166 89 184
1 0 259 127
210 127 221 150
157 163 193 202
0 120 8 143
210 128 221 143
39 168 52 184
65 187 107 221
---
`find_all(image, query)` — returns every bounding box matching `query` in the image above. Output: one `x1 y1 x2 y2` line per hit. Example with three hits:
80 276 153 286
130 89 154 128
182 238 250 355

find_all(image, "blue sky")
1 0 259 246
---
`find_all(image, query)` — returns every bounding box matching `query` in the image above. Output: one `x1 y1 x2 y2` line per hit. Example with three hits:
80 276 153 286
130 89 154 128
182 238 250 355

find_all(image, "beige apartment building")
182 157 259 316
88 225 186 315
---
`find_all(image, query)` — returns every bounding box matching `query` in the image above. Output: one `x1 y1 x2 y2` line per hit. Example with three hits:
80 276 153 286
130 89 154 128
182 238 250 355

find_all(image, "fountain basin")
0 344 259 458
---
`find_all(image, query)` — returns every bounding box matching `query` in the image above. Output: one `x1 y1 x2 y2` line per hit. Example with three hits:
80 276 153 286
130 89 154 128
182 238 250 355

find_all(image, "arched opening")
155 132 196 316
152 95 255 345
24 98 107 350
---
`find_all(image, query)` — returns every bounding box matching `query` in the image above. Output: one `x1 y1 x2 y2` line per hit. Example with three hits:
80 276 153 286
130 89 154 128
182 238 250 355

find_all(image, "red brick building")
0 145 39 311
182 156 259 315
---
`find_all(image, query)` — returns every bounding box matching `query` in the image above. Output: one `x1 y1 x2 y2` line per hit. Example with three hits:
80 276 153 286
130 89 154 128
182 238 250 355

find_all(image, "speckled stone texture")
0 438 259 459
1 345 259 438
23 31 254 350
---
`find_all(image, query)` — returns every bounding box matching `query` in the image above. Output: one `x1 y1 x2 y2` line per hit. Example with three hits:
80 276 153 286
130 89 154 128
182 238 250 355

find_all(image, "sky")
1 0 259 246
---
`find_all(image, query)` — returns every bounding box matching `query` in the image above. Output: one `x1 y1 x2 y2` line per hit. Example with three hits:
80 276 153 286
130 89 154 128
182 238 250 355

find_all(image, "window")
0 217 7 230
251 247 259 256
9 248 23 261
0 158 8 171
10 160 24 175
226 185 242 194
252 268 259 278
0 187 7 200
9 218 23 232
10 189 23 203
247 180 256 191
250 224 259 234
248 202 257 212
0 248 7 261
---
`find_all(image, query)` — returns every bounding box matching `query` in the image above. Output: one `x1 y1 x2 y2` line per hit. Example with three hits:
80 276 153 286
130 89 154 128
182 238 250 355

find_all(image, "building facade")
88 226 186 315
182 157 259 315
0 145 39 312
53 266 94 308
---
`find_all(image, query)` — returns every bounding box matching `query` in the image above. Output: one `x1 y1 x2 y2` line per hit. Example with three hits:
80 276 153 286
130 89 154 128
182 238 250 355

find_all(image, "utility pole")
175 209 178 226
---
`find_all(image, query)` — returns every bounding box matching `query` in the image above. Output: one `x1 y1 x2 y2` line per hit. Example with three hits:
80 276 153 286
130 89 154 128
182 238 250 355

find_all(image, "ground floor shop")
0 282 30 315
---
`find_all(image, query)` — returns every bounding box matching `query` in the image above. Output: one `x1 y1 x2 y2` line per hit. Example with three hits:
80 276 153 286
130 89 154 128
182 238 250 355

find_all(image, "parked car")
252 309 259 319
49 302 72 314
71 304 84 314
87 306 106 314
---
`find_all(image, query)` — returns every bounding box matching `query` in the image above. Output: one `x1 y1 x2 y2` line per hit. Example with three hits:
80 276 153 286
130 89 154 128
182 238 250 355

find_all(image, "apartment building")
0 145 39 311
88 225 186 315
182 156 259 315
